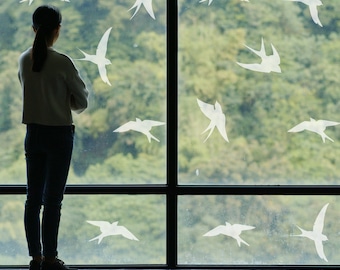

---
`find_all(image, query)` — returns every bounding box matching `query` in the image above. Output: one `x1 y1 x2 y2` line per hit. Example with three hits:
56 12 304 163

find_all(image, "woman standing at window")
18 5 89 270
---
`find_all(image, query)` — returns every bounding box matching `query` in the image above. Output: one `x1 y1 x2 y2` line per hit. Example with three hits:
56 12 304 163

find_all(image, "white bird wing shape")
113 120 138 133
199 0 214 5
116 225 139 241
308 2 323 27
113 118 165 143
129 0 155 20
96 27 112 59
237 38 281 73
313 203 329 262
96 27 112 86
313 203 328 235
318 120 340 128
288 120 311 133
19 0 34 5
197 99 229 142
203 225 225 237
234 224 256 231
286 0 323 27
315 239 328 262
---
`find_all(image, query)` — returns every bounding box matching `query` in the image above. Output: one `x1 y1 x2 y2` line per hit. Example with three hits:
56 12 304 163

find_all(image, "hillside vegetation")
0 0 340 266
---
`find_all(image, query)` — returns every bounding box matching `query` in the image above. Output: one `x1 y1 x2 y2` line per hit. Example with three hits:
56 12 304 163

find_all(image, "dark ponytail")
32 5 62 72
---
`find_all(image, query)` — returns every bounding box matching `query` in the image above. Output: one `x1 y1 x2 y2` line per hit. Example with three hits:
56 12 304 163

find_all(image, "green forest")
1 0 340 266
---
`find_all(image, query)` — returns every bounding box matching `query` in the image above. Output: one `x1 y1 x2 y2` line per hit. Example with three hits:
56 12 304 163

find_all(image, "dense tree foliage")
178 0 340 185
0 0 340 266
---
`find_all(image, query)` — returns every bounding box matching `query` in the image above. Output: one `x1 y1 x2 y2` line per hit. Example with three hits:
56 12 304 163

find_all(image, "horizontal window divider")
175 265 340 270
1 184 340 195
176 185 340 195
1 265 338 270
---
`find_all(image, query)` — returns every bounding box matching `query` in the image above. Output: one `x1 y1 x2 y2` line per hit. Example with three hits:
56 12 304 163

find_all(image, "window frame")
1 1 340 269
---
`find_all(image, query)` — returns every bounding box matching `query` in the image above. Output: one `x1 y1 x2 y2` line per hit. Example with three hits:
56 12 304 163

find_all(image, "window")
1 0 340 268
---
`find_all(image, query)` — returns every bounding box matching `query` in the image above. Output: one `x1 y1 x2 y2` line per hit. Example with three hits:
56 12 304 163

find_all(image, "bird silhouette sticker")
19 0 70 4
293 203 329 262
203 222 255 247
197 98 229 143
129 0 155 20
199 0 214 5
237 38 281 73
77 27 112 86
286 0 323 27
113 118 165 143
19 0 34 4
288 118 340 143
87 220 139 244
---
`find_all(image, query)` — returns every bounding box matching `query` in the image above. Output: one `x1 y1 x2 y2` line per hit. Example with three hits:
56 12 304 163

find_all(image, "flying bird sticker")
129 0 155 20
77 27 112 86
87 220 139 244
203 222 255 247
199 0 214 5
237 38 281 73
286 0 323 27
293 203 329 262
288 118 340 143
113 118 165 143
197 98 229 143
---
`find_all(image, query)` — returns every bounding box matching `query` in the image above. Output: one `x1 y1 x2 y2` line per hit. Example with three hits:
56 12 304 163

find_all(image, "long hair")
32 5 62 72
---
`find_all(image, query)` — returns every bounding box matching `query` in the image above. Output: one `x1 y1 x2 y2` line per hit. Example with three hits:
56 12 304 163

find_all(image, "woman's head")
31 5 62 72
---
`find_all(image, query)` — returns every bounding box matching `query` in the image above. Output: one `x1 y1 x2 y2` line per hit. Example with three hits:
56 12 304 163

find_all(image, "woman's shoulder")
49 48 77 69
19 47 32 60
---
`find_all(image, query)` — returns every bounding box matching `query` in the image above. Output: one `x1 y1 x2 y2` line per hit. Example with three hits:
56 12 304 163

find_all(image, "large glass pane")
178 195 340 265
0 196 26 264
0 195 166 265
60 195 166 265
178 0 340 185
0 0 166 184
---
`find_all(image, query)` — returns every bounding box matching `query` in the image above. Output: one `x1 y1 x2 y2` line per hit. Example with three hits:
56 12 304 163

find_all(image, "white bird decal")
19 0 70 4
87 220 139 244
19 0 34 4
288 118 340 143
199 0 214 5
294 203 329 262
197 98 229 143
286 0 323 27
129 0 155 20
237 38 281 73
77 27 112 86
203 222 255 247
113 118 165 143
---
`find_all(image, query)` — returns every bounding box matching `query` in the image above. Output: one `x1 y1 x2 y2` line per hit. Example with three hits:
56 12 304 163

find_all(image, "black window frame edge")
1 0 340 269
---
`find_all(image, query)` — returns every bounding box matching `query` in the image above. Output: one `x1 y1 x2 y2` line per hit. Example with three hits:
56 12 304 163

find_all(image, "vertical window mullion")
166 0 178 268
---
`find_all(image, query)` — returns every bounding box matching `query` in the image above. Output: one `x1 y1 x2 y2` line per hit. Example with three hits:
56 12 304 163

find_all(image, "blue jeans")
24 124 74 258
